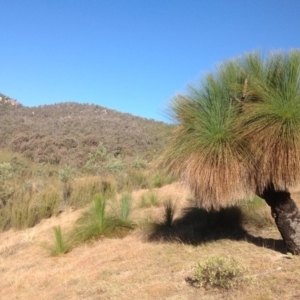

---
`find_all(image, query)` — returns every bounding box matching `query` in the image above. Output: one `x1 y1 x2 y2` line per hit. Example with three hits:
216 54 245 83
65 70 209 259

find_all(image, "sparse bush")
58 165 73 183
103 154 125 173
139 192 160 208
119 193 132 221
195 256 247 290
58 165 73 201
132 156 147 169
139 195 149 208
70 194 134 245
149 192 159 206
0 162 14 207
50 226 71 256
151 173 176 188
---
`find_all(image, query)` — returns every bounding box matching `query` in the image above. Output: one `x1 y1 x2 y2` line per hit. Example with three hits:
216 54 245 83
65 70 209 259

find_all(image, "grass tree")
164 50 300 254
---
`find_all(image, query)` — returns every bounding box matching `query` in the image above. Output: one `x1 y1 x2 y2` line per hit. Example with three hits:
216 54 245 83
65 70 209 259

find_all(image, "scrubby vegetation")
0 92 296 299
0 95 174 231
0 96 171 168
194 256 250 290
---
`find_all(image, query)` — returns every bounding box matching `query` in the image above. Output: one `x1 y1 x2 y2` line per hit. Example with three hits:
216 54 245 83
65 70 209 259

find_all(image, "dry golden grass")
1 183 300 299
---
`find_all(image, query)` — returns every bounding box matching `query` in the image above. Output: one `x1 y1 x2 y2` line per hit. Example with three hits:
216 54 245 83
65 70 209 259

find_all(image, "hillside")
0 93 172 168
0 93 176 232
1 182 299 300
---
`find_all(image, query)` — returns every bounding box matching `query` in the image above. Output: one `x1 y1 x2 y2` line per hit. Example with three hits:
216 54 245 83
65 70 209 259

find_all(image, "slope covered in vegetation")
0 94 172 168
0 93 174 231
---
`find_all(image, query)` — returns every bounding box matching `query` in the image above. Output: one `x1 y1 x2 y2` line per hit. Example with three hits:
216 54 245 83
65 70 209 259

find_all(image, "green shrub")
132 156 147 169
103 155 125 173
70 194 134 245
119 193 132 221
139 195 150 208
152 174 163 188
149 192 159 207
139 192 159 208
195 256 247 290
58 165 73 183
50 226 71 256
151 173 176 188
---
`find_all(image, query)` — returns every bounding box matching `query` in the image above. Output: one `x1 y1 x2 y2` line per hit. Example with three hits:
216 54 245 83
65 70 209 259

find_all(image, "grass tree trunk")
260 184 300 254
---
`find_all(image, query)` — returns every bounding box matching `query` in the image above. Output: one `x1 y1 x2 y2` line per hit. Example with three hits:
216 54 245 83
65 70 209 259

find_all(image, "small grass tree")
164 50 300 254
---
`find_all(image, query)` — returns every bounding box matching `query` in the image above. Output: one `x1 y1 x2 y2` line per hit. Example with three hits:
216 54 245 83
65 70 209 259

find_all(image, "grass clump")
195 256 248 290
119 193 132 221
162 199 176 227
50 226 71 256
70 194 134 246
139 191 160 208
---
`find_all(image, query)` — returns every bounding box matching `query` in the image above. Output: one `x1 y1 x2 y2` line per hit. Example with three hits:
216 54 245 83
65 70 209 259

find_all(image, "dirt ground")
1 183 300 300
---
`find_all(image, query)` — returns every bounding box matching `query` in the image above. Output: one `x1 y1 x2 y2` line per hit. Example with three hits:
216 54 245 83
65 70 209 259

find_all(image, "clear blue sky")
1 1 300 122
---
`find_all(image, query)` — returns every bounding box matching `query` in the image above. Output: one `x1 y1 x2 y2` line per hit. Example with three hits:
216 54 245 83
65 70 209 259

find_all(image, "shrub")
70 194 134 245
149 192 159 206
119 193 132 221
58 165 73 201
50 226 71 256
195 256 247 290
139 195 149 208
139 191 159 208
150 173 176 188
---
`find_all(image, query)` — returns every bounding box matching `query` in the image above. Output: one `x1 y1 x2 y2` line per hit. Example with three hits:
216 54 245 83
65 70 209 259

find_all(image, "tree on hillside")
164 50 300 254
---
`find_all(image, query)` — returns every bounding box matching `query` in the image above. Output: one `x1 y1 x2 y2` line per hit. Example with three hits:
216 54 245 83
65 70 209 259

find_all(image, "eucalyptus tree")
164 50 300 254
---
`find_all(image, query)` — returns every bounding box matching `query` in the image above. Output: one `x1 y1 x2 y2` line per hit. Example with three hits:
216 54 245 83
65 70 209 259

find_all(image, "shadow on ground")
147 206 286 254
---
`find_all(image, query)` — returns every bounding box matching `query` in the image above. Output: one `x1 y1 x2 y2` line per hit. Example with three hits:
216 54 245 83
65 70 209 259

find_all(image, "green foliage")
149 192 159 206
58 166 74 201
151 173 176 188
70 194 134 245
0 162 14 207
58 165 73 183
83 143 126 175
132 156 147 169
195 256 247 290
0 162 13 180
103 154 125 173
84 143 107 173
164 50 300 209
119 193 132 221
139 191 160 208
50 226 71 256
139 195 149 208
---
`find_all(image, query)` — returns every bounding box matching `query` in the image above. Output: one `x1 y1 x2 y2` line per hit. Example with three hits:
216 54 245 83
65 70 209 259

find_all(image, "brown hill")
0 94 172 168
